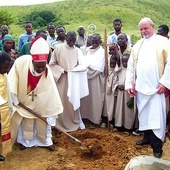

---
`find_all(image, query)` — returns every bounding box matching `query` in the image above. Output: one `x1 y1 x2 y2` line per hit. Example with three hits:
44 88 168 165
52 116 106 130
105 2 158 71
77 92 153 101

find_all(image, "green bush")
23 10 56 28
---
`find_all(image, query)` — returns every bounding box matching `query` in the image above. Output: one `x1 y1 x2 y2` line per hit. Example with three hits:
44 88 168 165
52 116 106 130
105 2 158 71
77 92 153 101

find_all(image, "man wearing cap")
1 34 18 68
8 37 63 151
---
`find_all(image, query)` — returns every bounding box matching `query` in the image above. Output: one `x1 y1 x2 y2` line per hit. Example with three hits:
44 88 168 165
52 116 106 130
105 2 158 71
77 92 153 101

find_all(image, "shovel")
18 102 83 146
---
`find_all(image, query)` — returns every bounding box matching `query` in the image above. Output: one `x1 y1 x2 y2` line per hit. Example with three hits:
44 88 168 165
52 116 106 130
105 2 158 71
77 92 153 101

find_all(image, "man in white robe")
8 37 63 151
49 31 86 132
125 17 170 158
80 34 105 126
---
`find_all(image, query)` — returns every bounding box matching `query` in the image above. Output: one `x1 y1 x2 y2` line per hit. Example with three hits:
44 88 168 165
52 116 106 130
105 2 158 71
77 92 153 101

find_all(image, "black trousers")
143 130 163 153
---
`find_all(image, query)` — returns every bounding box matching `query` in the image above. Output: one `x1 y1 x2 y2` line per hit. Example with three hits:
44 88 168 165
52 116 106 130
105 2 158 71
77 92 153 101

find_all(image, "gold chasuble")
0 74 12 156
8 55 63 145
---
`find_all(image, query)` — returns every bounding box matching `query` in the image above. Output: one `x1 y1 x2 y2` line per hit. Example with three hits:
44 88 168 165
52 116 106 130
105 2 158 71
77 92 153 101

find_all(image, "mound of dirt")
1 126 170 170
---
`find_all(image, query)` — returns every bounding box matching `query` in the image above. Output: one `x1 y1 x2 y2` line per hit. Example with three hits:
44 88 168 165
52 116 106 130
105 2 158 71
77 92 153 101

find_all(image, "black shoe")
0 155 5 161
154 152 162 158
136 139 150 145
20 144 26 150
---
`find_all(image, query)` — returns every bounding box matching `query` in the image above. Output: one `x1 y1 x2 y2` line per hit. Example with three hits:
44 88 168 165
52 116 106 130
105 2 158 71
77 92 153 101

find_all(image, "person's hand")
118 85 124 91
157 83 169 97
127 88 136 96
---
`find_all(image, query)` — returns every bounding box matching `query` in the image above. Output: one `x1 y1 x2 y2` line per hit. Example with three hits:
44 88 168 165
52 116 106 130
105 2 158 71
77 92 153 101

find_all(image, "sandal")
124 131 130 137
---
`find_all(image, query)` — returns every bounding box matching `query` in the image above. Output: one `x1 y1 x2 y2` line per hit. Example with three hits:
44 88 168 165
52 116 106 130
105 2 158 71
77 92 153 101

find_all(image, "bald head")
138 17 155 39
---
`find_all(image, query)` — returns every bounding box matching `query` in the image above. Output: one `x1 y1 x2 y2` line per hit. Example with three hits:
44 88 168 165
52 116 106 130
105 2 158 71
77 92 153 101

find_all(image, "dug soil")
1 123 170 170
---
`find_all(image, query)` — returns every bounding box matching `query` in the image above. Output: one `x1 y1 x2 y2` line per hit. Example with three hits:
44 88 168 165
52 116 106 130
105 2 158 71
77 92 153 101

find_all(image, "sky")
0 0 64 6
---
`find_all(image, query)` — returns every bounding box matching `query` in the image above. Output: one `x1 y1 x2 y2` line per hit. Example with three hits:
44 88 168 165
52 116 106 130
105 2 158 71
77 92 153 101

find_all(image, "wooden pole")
103 29 111 131
18 102 82 145
104 28 108 78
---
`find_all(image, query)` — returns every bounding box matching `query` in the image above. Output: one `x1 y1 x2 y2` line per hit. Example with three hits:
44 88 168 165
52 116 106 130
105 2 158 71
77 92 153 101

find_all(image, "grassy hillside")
2 0 170 46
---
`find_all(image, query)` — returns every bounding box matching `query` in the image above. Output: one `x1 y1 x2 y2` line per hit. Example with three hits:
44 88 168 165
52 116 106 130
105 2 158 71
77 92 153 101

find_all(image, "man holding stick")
8 37 63 151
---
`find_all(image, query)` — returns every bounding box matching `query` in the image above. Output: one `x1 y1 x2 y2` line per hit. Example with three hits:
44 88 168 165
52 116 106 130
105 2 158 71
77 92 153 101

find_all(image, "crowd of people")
0 17 170 162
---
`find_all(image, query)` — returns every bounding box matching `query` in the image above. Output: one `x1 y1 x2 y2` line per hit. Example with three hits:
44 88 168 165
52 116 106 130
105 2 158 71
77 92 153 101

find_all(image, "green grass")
1 0 170 46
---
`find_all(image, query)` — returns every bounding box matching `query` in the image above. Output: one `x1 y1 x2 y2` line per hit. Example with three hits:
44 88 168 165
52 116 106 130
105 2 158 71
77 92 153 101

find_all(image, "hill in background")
1 0 170 46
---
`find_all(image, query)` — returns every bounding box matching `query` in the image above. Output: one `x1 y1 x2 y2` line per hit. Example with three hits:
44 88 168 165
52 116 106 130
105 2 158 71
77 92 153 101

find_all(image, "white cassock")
125 35 170 141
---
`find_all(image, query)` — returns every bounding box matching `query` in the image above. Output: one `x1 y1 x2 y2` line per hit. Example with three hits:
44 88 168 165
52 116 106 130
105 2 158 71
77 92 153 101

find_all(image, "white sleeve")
46 117 56 126
77 48 85 65
127 34 132 47
125 55 135 90
11 93 19 105
107 35 112 44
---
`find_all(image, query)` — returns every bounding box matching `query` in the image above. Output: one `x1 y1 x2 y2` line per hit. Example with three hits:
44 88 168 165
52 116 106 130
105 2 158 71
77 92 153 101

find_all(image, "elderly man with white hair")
125 17 170 158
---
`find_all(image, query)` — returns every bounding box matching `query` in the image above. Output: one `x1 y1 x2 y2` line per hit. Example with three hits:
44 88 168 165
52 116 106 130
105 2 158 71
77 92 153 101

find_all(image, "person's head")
121 53 130 68
113 19 122 32
157 24 169 38
32 60 47 74
56 26 66 40
2 34 14 52
35 30 47 40
117 33 128 47
138 17 155 39
87 34 92 47
30 37 49 73
0 25 9 37
27 35 35 42
24 21 33 34
110 55 117 68
47 23 56 36
77 26 85 37
66 31 76 47
109 45 117 55
0 51 11 74
91 33 102 49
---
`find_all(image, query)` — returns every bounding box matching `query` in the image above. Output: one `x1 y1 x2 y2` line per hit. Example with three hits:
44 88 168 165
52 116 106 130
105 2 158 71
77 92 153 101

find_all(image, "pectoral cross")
29 91 37 101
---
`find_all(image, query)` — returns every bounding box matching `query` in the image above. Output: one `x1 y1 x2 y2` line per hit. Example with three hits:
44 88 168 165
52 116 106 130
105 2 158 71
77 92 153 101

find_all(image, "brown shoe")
48 145 55 151
20 144 26 150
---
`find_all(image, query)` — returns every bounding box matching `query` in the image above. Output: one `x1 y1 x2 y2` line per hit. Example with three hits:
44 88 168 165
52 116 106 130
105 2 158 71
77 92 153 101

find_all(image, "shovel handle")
18 102 82 145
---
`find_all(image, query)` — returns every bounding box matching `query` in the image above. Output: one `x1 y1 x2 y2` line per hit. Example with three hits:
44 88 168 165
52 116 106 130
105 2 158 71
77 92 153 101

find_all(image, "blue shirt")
18 33 35 51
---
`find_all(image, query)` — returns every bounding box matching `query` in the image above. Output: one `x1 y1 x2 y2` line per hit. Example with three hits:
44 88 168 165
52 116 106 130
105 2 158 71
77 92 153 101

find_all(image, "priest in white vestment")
8 37 63 151
125 17 170 158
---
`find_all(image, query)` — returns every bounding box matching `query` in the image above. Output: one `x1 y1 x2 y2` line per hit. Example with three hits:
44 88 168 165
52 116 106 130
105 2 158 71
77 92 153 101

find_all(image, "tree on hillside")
23 10 58 28
0 9 16 26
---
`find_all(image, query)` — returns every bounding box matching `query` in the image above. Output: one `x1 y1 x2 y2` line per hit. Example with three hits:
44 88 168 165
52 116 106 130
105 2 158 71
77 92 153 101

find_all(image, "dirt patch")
1 126 170 170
